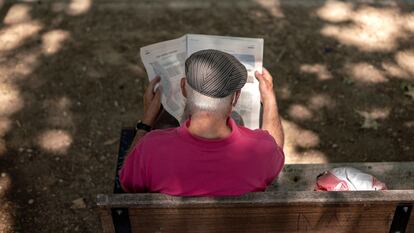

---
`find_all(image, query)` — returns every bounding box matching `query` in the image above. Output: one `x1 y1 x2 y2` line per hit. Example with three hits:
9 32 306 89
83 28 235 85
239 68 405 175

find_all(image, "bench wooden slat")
125 204 396 233
97 190 414 208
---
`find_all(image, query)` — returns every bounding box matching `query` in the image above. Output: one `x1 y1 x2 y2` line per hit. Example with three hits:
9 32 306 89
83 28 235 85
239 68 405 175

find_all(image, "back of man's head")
184 49 247 118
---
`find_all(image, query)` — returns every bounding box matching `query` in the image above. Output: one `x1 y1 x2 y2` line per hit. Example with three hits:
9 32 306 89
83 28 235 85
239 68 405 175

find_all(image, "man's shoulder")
237 126 275 143
144 127 178 140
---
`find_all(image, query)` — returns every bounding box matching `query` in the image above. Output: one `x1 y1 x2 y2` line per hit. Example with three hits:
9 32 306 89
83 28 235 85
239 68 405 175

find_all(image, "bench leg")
389 204 412 233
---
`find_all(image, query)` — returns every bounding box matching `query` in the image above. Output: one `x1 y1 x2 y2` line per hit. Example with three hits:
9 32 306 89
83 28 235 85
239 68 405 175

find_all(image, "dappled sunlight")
0 83 23 117
0 50 41 82
282 119 326 164
346 62 388 84
308 94 336 110
404 121 414 128
316 0 353 23
13 52 41 78
356 107 391 130
319 4 411 52
0 173 11 198
395 50 414 75
66 0 92 16
382 62 410 79
403 13 414 32
287 104 313 121
356 107 391 120
278 85 291 99
254 0 284 18
300 64 332 80
0 21 42 52
37 129 73 154
3 3 32 25
44 96 74 128
42 30 71 55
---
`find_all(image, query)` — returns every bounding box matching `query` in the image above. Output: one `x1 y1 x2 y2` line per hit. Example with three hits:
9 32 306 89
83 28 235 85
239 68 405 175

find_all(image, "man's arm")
255 68 284 148
124 76 162 160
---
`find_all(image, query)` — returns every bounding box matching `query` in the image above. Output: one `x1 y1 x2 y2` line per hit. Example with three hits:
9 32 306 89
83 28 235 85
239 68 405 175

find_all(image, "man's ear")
180 78 187 98
232 90 241 106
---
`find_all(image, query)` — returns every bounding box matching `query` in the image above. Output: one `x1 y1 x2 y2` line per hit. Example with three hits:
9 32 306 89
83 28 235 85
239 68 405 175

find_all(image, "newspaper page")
140 34 263 129
140 36 187 121
187 34 263 129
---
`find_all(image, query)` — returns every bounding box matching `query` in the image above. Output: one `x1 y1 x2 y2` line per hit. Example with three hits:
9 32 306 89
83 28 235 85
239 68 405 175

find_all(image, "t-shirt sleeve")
119 140 148 193
264 135 285 186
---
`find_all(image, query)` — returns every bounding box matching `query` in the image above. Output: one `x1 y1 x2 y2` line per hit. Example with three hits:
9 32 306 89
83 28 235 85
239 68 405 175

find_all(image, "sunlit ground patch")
316 0 353 23
0 173 11 198
282 119 325 164
403 13 414 32
0 51 41 82
308 94 336 110
300 64 333 81
0 21 42 52
356 107 391 120
3 3 32 25
42 30 70 55
37 129 72 154
346 62 388 84
319 4 408 52
395 50 414 75
66 0 92 16
0 83 23 117
254 0 284 18
44 96 74 127
382 62 410 79
288 104 313 121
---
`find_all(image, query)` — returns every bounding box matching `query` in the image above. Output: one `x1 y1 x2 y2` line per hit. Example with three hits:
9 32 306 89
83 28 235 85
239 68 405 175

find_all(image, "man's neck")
187 113 231 139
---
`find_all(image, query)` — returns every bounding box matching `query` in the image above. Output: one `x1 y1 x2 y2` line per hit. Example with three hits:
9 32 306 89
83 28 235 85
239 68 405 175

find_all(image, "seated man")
120 49 285 196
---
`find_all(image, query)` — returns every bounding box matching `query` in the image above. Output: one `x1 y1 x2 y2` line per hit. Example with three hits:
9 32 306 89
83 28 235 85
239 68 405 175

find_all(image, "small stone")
26 148 33 153
1 172 6 178
28 199 34 205
332 144 338 148
71 198 86 209
59 179 63 183
18 147 24 152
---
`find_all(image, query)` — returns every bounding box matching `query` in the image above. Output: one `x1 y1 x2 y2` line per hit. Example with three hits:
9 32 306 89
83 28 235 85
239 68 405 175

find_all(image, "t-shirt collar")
176 117 240 148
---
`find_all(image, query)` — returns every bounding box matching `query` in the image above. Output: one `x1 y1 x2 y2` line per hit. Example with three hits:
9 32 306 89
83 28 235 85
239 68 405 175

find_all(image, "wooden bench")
96 128 414 233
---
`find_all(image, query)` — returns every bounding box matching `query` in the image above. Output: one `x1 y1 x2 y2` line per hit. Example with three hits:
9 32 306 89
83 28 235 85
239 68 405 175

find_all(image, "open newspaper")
140 34 263 129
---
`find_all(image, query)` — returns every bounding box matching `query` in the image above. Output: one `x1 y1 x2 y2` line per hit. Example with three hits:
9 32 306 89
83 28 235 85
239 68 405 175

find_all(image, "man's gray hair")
184 82 233 119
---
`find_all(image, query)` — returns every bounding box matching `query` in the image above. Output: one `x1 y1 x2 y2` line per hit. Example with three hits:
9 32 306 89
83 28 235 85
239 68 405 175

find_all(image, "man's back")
119 118 284 196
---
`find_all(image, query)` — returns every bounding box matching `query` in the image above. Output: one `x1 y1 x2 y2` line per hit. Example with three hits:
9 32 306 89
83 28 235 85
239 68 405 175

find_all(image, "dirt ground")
0 0 413 232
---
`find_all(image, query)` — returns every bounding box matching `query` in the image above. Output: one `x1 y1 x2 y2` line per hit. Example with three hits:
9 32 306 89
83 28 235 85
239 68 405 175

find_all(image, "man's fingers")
154 88 161 100
262 68 273 82
145 76 161 98
255 71 264 82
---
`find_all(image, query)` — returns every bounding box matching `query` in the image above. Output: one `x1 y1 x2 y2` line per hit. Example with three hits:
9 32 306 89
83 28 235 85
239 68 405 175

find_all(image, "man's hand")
255 68 276 105
142 76 162 127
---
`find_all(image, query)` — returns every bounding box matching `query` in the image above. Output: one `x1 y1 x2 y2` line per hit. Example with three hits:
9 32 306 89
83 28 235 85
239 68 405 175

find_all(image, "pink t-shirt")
119 118 284 196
